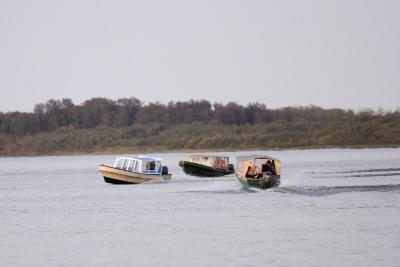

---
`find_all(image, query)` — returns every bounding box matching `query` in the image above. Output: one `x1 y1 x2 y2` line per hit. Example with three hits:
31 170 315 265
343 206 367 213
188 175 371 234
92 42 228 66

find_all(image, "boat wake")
182 187 259 194
273 183 400 196
168 176 234 184
310 168 400 174
178 180 259 194
305 168 400 178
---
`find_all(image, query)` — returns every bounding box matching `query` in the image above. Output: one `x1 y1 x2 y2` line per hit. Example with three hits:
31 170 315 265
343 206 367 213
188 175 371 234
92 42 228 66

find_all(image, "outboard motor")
228 164 234 172
260 175 272 190
161 166 169 175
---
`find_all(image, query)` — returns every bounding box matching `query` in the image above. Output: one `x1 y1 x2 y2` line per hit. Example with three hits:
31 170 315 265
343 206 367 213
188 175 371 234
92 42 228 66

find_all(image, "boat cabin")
113 156 163 175
236 155 281 178
188 155 230 169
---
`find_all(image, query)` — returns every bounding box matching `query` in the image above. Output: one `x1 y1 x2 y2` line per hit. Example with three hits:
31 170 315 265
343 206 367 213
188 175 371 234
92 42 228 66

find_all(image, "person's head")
266 160 272 165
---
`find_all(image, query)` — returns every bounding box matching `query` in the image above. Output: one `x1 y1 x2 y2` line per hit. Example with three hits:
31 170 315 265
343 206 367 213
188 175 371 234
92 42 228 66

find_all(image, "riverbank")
1 121 399 157
4 145 400 157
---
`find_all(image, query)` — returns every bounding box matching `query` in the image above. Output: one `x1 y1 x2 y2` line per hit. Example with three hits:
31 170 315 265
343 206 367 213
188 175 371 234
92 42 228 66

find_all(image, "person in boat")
262 160 277 175
246 165 256 178
146 161 156 171
246 164 262 178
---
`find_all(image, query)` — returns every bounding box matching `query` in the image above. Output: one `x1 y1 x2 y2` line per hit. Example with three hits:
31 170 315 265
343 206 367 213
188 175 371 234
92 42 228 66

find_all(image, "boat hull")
98 165 171 184
236 174 280 190
179 161 234 177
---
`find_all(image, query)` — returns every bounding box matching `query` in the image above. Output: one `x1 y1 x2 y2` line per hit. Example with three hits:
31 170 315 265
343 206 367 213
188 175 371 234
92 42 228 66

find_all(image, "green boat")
179 155 234 177
235 155 281 190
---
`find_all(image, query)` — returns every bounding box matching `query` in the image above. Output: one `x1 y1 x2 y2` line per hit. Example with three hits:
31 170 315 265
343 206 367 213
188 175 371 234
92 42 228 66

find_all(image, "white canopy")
236 155 281 177
113 156 162 174
188 155 230 168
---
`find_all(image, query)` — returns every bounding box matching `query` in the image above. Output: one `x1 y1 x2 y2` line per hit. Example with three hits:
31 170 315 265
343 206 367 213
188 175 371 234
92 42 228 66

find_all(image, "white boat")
98 156 171 184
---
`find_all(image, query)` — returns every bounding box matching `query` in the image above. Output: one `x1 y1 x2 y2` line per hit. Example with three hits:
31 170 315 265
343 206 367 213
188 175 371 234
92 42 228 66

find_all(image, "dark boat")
179 155 234 177
235 155 281 189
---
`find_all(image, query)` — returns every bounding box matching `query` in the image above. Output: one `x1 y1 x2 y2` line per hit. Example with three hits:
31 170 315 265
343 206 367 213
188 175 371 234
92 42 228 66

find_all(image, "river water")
1 148 399 267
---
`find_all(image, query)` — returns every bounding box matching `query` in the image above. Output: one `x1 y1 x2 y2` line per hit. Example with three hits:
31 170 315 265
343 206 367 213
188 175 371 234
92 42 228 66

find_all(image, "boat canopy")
113 156 162 174
188 155 229 168
236 155 281 177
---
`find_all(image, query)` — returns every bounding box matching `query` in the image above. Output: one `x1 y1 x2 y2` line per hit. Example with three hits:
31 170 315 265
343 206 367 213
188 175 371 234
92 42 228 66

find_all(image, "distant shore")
1 124 399 157
2 146 400 157
2 145 400 157
1 97 399 157
1 123 399 157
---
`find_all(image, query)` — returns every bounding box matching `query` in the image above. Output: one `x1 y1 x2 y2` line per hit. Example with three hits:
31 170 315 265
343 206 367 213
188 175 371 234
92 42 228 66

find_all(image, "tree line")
1 97 399 136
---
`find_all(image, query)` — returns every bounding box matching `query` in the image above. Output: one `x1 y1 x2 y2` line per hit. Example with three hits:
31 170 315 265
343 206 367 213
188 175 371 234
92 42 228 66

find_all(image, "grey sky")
1 0 399 112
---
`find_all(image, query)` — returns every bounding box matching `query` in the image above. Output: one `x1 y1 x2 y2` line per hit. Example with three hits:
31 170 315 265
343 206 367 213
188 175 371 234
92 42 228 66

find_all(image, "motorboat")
235 155 281 189
179 155 234 177
98 156 171 184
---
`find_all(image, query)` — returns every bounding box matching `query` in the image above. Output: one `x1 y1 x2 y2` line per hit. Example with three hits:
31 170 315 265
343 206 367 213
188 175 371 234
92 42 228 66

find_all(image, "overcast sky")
0 0 399 112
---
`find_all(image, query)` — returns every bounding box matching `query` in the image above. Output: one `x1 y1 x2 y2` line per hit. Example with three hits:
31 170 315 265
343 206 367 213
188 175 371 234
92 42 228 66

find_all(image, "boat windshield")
113 157 162 174
142 160 162 174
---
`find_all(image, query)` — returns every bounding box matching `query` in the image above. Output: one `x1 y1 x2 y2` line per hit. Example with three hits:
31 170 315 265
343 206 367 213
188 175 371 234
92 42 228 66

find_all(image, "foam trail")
274 184 400 196
305 168 400 174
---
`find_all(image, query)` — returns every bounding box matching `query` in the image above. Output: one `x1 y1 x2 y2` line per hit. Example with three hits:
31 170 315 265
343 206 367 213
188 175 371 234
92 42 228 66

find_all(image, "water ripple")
273 184 400 196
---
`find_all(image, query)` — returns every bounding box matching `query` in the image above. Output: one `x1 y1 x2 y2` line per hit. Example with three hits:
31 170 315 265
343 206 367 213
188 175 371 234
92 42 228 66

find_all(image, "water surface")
1 148 399 266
